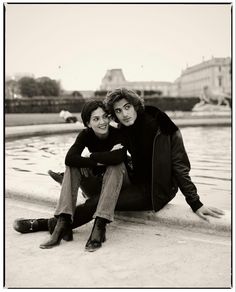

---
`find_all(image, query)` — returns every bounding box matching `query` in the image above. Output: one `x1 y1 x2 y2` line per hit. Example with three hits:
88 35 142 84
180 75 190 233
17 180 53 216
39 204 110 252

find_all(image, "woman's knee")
106 163 126 175
65 166 81 176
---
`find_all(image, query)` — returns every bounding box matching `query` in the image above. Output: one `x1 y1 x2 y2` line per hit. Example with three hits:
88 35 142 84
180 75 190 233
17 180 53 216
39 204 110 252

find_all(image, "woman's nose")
101 118 107 124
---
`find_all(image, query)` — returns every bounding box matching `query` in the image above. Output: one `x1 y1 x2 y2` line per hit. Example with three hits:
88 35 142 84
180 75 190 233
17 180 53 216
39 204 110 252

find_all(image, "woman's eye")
115 109 121 114
93 117 99 122
125 105 130 110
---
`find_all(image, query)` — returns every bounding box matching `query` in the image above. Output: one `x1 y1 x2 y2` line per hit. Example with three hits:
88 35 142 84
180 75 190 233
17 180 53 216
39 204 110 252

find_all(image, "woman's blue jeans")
54 163 129 222
52 164 154 229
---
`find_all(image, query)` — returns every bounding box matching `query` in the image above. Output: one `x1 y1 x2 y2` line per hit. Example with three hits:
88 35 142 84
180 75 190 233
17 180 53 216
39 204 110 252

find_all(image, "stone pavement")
5 119 231 235
5 198 231 288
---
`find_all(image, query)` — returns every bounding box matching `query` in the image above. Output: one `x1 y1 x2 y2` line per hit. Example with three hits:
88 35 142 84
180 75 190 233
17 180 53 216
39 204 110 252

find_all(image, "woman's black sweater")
65 126 126 170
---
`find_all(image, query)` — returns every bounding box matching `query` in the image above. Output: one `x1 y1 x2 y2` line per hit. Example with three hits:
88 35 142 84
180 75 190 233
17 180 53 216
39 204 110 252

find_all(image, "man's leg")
115 183 152 211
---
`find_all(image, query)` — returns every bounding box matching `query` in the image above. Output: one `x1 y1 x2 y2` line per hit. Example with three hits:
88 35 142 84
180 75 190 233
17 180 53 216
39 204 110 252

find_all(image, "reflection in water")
6 127 231 200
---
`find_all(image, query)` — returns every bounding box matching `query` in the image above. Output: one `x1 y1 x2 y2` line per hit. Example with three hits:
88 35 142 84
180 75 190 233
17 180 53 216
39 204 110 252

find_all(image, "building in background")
170 57 231 97
100 69 171 96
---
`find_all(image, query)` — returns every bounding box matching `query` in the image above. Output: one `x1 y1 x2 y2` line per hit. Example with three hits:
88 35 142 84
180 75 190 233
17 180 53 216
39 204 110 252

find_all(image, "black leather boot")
13 218 49 233
85 217 108 252
48 170 64 184
40 216 73 249
48 217 73 241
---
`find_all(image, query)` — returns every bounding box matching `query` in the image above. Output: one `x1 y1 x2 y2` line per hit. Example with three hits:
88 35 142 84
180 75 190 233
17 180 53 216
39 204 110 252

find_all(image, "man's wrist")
190 199 203 212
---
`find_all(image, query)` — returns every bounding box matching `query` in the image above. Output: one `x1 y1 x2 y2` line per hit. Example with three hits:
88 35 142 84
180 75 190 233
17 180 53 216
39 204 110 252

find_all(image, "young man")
104 88 224 220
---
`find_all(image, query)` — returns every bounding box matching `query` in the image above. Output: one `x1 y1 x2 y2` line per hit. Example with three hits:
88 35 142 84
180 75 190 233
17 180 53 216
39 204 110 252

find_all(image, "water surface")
6 126 231 209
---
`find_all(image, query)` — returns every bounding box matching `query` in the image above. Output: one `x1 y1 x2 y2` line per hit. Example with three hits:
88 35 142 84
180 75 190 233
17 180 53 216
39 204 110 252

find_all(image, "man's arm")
171 130 203 212
171 130 224 219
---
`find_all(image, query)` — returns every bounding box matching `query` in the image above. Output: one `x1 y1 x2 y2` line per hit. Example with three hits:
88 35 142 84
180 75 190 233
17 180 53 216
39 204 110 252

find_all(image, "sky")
5 3 232 91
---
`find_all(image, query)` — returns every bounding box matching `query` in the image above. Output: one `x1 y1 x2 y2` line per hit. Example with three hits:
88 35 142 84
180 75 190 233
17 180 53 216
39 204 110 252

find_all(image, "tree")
18 77 39 98
37 77 60 97
72 91 83 98
5 79 20 99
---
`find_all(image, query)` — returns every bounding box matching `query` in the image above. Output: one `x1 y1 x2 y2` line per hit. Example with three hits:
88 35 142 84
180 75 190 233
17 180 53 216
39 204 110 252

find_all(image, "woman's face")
88 107 110 138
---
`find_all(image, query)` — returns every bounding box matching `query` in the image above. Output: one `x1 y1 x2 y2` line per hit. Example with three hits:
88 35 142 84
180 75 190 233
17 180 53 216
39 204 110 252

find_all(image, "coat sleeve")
65 131 97 168
171 130 203 212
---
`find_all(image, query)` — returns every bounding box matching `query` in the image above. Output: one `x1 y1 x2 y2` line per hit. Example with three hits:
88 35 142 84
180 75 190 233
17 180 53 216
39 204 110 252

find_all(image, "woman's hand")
195 206 225 222
111 143 124 151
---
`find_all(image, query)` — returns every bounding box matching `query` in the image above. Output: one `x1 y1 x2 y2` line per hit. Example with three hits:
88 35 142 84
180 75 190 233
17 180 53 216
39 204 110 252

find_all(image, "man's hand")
195 206 225 222
111 143 123 151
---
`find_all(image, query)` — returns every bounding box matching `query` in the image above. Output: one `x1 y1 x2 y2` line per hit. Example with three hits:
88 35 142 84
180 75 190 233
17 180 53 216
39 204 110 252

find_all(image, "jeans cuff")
93 212 113 222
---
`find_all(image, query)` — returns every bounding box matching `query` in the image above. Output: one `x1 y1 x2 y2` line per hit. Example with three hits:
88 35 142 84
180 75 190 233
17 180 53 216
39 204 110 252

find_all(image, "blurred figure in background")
59 110 78 123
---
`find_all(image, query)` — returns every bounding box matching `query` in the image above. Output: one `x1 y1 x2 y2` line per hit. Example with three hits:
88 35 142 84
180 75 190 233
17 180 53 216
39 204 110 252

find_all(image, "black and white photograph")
4 1 233 289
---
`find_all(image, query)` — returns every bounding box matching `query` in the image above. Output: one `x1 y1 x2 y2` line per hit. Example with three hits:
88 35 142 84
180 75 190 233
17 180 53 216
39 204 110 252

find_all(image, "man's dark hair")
105 88 145 122
81 100 108 127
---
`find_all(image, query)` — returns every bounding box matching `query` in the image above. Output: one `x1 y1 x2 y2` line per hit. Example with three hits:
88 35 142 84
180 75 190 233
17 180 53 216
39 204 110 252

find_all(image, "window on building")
218 76 222 87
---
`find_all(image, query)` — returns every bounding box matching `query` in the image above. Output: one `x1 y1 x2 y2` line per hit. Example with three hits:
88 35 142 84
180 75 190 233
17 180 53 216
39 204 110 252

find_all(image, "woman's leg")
40 166 82 248
54 166 82 219
72 181 151 229
93 163 127 222
85 163 127 251
40 166 102 249
13 167 102 236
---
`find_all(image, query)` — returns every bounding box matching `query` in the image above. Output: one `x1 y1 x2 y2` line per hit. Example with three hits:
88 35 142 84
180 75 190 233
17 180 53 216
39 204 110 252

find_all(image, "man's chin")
123 121 134 126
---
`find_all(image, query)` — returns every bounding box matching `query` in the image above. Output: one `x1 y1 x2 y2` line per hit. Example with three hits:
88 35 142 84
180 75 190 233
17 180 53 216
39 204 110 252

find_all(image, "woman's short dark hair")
81 100 108 127
104 88 145 122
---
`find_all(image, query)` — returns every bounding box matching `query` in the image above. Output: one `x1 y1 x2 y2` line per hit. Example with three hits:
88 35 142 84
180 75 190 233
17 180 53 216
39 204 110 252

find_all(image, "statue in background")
192 86 231 112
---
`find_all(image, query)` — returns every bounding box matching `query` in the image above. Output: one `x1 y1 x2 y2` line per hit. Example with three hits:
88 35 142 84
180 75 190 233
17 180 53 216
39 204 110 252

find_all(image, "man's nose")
122 110 128 117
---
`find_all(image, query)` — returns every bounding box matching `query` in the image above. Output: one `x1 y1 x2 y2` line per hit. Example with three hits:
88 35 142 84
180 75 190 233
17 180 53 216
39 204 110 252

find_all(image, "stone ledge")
5 116 231 140
6 186 231 236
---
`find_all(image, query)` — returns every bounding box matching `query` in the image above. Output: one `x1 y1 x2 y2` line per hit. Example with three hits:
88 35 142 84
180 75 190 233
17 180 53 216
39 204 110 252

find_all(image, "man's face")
113 98 137 126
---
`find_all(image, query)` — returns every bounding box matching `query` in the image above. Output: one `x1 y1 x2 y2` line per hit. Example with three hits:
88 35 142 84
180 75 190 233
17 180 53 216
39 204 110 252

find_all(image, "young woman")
14 100 128 252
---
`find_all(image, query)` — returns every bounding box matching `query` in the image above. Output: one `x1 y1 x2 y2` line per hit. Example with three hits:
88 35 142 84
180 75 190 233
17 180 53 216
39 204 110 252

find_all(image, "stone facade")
170 57 231 97
100 69 171 96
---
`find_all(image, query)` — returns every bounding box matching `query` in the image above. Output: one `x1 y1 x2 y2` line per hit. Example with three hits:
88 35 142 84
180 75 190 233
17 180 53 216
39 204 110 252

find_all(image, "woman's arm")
65 131 97 168
90 145 127 165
